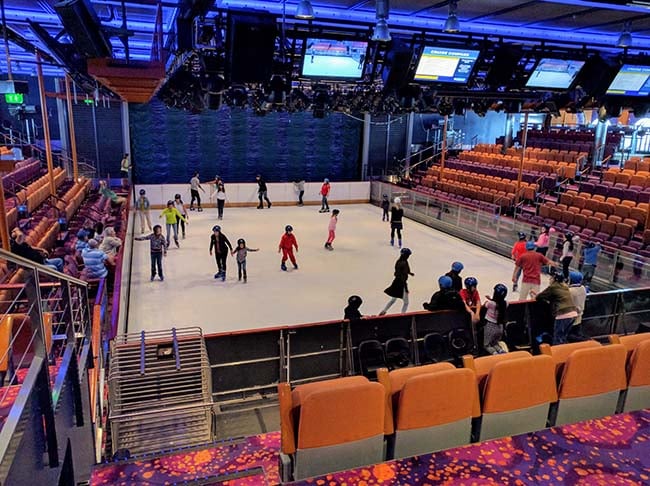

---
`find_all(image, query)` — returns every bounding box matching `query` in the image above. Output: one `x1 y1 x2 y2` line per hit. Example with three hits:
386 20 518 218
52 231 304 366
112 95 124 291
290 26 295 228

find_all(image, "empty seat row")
279 335 649 481
603 169 650 188
623 157 650 173
426 167 538 201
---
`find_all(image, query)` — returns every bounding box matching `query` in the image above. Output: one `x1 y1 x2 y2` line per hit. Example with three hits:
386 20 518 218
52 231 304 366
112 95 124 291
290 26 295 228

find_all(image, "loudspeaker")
227 12 276 84
574 54 618 99
485 45 522 90
54 0 112 57
382 41 417 91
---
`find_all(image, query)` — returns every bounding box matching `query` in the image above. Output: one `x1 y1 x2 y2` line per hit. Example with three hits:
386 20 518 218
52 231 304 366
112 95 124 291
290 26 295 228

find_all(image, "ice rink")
126 204 551 335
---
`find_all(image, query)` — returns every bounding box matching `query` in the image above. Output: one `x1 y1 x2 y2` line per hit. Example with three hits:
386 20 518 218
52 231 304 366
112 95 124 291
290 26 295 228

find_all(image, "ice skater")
511 232 528 292
189 172 205 211
390 197 404 247
379 247 414 315
481 284 509 355
159 200 187 248
135 224 168 281
560 231 579 280
381 194 390 221
324 209 339 250
256 175 272 209
136 189 152 234
232 238 258 283
319 178 331 212
278 225 299 271
215 181 226 220
209 225 233 281
173 193 189 239
294 179 305 206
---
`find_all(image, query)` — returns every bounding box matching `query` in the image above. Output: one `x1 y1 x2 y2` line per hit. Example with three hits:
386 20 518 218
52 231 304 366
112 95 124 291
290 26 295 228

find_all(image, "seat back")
292 378 385 480
623 340 650 412
479 355 557 440
539 340 601 378
0 315 12 372
555 344 627 425
391 368 475 458
610 332 650 358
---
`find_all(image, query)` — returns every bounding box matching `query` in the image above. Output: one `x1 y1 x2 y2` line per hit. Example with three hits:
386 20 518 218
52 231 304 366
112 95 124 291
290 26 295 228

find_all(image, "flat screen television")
525 58 585 89
301 38 367 79
606 64 650 97
413 46 480 84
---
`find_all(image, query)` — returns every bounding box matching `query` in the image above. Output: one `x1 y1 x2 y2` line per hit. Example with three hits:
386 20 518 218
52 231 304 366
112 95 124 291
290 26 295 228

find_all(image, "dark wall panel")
72 102 123 177
129 100 362 183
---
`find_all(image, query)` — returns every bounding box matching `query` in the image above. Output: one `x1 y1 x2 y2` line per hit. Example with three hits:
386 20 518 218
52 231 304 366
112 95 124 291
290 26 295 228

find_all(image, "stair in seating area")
108 327 213 456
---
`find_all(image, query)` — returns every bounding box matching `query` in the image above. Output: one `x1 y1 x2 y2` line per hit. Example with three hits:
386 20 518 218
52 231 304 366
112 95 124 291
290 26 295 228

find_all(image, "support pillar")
504 113 515 150
361 112 371 180
404 112 414 175
0 178 10 250
36 53 56 196
439 115 448 181
516 111 529 204
65 76 79 181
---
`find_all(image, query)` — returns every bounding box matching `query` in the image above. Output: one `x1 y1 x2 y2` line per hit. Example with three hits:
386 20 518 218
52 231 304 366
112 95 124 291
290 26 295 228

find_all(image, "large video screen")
606 64 650 97
525 58 585 89
301 38 367 79
414 46 480 84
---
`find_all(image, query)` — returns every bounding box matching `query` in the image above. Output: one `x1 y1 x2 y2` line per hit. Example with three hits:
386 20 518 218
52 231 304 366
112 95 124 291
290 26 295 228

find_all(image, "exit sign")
4 93 24 104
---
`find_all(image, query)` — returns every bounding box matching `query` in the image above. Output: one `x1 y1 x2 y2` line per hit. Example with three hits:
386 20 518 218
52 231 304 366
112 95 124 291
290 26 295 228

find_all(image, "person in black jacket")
445 261 464 292
344 295 363 321
390 197 404 247
256 175 272 209
209 225 233 281
423 276 468 312
379 248 414 315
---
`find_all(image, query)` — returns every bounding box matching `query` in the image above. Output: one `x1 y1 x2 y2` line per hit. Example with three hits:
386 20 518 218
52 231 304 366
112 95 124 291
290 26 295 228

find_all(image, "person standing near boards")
381 194 390 222
390 197 404 247
120 153 130 186
294 179 305 206
379 248 414 315
215 181 227 220
319 178 331 213
256 175 272 209
189 172 205 212
136 189 152 234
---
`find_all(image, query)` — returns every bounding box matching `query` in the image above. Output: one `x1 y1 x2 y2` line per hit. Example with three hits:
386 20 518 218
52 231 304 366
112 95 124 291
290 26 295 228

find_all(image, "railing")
202 287 650 407
0 249 96 485
371 181 649 291
400 141 444 178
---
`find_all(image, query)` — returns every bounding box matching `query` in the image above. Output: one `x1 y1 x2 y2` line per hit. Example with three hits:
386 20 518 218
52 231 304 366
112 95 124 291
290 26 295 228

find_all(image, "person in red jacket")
319 178 331 213
511 231 528 292
278 225 299 271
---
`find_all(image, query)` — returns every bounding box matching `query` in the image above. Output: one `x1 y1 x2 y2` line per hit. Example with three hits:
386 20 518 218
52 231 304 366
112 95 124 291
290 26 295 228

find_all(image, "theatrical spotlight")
437 98 454 116
312 85 330 118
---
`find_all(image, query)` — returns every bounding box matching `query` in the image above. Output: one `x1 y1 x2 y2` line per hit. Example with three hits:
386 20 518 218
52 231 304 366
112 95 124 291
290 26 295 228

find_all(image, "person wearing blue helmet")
567 271 587 342
379 247 414 315
460 276 481 321
209 225 233 281
319 178 331 213
423 275 467 313
481 284 509 355
445 261 464 292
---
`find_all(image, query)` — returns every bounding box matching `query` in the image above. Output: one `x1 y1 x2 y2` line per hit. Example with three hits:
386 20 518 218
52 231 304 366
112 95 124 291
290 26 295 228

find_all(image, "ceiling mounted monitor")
301 38 368 80
606 64 650 97
525 58 585 90
413 46 480 84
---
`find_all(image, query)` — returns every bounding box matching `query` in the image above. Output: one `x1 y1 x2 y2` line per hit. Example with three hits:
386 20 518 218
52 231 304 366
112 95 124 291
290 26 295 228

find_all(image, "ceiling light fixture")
295 0 314 19
617 21 632 47
371 0 391 42
443 0 460 33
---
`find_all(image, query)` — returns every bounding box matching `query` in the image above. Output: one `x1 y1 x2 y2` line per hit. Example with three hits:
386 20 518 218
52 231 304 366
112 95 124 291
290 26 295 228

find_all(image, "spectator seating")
512 128 621 159
553 344 627 425
539 340 601 378
445 158 558 191
608 333 650 412
278 376 385 481
622 156 650 173
377 363 477 459
466 354 557 441
471 144 583 175
1 158 40 190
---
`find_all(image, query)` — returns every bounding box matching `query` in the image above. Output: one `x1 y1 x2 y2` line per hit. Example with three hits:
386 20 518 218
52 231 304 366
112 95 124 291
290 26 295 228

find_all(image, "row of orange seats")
473 143 586 164
561 191 648 227
425 167 537 201
278 335 649 481
603 169 650 188
6 168 67 229
540 204 638 240
421 177 515 207
56 178 91 221
461 151 578 178
623 157 650 173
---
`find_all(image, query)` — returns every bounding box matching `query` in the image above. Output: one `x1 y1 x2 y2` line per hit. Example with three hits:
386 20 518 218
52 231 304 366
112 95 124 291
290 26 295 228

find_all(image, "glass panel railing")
371 181 649 290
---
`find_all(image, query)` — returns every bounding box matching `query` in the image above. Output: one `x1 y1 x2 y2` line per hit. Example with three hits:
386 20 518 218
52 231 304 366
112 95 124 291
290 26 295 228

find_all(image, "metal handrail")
0 249 88 287
402 141 444 177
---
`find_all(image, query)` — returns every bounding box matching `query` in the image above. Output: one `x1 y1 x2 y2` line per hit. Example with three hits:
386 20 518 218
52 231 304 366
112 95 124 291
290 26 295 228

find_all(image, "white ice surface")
126 204 550 335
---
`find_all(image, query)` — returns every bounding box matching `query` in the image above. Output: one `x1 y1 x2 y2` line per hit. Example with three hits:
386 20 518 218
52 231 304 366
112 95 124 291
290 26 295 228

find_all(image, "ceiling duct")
54 0 112 58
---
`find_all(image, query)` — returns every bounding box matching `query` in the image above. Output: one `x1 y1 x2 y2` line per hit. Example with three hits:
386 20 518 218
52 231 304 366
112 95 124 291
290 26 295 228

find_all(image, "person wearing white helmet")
319 178 331 213
390 197 404 247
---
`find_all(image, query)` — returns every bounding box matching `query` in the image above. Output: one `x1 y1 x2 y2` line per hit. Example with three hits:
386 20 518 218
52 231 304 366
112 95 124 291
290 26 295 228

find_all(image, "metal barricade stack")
108 327 213 456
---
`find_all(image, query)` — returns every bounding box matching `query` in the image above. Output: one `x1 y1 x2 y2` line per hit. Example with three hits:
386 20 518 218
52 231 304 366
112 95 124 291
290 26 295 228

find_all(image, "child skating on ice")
278 225 299 271
135 225 168 281
324 209 339 250
232 238 259 283
209 225 233 281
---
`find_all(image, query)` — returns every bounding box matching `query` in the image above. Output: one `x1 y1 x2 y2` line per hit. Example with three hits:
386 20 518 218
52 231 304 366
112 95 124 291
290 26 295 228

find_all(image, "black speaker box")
227 12 276 84
382 44 417 91
54 0 112 58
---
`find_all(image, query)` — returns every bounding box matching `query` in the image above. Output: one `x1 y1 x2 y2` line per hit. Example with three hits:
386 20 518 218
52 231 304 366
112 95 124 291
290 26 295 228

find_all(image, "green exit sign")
4 93 24 104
